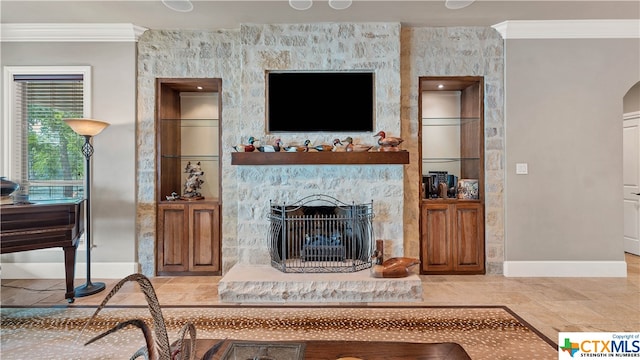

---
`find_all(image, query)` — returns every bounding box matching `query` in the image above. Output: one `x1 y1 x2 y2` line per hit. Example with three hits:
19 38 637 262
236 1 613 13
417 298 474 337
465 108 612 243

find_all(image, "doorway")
623 82 640 256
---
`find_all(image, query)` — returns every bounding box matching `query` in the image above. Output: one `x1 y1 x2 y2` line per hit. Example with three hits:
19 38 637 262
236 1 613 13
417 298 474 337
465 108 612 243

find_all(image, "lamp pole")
74 134 105 297
63 118 109 298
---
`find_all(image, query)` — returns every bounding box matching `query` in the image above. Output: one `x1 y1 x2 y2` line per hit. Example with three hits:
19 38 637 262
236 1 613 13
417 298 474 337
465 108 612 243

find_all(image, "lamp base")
74 281 106 297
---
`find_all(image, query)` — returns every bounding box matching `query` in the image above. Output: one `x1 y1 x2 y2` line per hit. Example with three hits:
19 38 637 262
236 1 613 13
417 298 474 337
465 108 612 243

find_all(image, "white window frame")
2 65 92 184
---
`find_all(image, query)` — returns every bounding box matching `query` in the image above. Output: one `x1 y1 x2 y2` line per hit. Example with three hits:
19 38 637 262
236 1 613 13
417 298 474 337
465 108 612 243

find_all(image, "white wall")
504 37 639 276
1 40 138 278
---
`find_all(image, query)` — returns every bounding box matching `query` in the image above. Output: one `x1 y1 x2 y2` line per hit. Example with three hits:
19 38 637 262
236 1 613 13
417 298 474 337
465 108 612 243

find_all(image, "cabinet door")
421 202 453 272
188 202 221 273
453 203 484 273
157 204 189 273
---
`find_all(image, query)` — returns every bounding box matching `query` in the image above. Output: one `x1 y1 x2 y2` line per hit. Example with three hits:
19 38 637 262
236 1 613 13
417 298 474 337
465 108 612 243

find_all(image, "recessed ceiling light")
289 0 313 11
328 0 352 10
445 0 475 10
196 86 203 90
162 0 194 13
438 84 445 89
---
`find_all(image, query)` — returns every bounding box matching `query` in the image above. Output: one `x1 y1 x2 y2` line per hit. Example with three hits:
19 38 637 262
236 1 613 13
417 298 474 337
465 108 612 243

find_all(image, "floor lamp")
64 118 110 297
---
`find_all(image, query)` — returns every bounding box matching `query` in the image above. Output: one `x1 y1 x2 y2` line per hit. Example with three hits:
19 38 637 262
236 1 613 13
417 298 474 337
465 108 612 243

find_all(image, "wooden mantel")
231 151 409 165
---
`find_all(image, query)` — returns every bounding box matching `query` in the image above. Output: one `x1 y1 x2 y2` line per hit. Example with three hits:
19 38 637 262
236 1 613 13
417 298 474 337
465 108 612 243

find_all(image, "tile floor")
1 253 638 342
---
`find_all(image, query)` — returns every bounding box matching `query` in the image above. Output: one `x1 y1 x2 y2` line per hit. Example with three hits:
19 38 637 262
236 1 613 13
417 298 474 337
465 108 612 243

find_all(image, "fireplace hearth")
269 195 373 273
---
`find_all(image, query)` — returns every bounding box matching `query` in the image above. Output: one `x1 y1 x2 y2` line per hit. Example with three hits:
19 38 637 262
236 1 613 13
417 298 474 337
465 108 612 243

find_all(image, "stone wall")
135 23 505 276
137 29 243 276
400 27 504 273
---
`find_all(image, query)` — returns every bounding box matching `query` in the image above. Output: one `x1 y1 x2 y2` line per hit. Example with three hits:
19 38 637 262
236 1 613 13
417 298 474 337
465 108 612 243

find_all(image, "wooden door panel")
157 205 188 272
422 204 452 272
189 203 221 273
193 210 212 265
454 204 484 273
163 210 184 265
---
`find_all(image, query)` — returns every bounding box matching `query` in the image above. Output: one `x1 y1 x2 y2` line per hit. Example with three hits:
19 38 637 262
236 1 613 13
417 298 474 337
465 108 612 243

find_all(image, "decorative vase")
438 182 448 198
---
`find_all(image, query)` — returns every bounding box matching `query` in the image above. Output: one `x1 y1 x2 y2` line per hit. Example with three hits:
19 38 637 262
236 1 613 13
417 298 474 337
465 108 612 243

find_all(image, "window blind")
12 74 86 200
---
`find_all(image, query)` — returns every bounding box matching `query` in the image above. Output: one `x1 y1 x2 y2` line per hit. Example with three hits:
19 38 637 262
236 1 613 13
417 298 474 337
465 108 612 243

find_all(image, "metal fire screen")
269 194 374 273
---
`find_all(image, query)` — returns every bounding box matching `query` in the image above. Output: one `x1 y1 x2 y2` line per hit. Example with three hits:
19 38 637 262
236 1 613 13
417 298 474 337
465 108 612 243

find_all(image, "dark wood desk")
0 200 85 303
193 339 471 360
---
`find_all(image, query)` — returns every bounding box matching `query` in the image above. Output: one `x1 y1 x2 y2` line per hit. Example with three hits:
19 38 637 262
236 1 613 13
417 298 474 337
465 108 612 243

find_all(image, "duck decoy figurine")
312 140 336 152
233 136 258 152
373 131 404 148
284 139 310 152
373 131 404 152
257 138 282 152
342 136 373 152
370 257 420 278
331 138 347 152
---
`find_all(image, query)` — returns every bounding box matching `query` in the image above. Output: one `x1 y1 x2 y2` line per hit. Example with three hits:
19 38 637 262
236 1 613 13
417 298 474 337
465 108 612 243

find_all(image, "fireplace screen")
269 195 374 273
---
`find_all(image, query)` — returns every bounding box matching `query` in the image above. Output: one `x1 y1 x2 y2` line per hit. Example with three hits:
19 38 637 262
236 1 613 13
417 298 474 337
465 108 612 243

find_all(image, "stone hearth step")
218 264 423 303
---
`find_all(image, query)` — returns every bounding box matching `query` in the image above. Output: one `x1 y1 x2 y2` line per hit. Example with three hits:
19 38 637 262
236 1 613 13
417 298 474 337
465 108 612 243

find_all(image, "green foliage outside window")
25 104 85 200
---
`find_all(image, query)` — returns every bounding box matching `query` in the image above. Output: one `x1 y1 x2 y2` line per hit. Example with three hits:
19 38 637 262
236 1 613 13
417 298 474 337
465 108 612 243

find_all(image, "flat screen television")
266 71 375 132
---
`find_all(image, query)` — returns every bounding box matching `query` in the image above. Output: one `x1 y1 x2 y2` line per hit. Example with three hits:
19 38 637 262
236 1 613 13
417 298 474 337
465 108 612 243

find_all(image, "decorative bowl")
1 177 19 197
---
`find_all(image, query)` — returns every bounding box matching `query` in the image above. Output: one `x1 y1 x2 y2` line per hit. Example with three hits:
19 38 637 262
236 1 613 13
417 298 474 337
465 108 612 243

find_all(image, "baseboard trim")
0 262 139 279
503 261 627 277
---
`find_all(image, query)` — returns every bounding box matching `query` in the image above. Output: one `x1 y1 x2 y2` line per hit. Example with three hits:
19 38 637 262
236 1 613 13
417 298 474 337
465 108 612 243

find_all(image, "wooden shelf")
421 198 482 204
231 151 409 165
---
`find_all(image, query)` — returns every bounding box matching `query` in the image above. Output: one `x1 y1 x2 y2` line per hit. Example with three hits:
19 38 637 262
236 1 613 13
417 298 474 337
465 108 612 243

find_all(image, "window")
2 66 91 201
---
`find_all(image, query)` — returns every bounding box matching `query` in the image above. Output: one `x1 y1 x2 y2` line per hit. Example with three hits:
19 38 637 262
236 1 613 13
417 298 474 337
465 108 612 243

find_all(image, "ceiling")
1 0 639 31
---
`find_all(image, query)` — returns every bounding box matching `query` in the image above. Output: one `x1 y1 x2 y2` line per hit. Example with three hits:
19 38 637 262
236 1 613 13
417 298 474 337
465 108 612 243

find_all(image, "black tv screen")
267 71 375 132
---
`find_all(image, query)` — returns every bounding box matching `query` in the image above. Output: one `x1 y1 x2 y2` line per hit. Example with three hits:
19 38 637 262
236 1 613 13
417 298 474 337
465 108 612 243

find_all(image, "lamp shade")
64 118 110 136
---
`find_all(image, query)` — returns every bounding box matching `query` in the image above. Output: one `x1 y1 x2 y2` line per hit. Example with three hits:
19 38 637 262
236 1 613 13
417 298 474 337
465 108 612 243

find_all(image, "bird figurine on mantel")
342 136 373 152
311 140 337 152
233 136 258 152
284 139 310 152
373 131 404 151
331 138 347 152
257 138 282 152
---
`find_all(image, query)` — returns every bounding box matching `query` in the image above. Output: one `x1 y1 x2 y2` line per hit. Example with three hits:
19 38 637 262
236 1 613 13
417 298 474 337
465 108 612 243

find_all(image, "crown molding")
0 23 148 42
492 19 640 39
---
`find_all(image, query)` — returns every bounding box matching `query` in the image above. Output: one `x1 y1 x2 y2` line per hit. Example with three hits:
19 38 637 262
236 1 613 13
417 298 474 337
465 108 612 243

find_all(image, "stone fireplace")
230 23 406 273
223 163 417 302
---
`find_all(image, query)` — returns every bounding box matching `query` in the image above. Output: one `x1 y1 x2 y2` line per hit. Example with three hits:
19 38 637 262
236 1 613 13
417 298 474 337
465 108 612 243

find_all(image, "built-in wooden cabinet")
421 201 484 273
419 76 485 275
157 201 220 274
156 78 222 276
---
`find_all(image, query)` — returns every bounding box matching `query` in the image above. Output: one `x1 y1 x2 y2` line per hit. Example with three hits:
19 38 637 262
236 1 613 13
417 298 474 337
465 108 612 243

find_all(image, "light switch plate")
516 163 528 175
